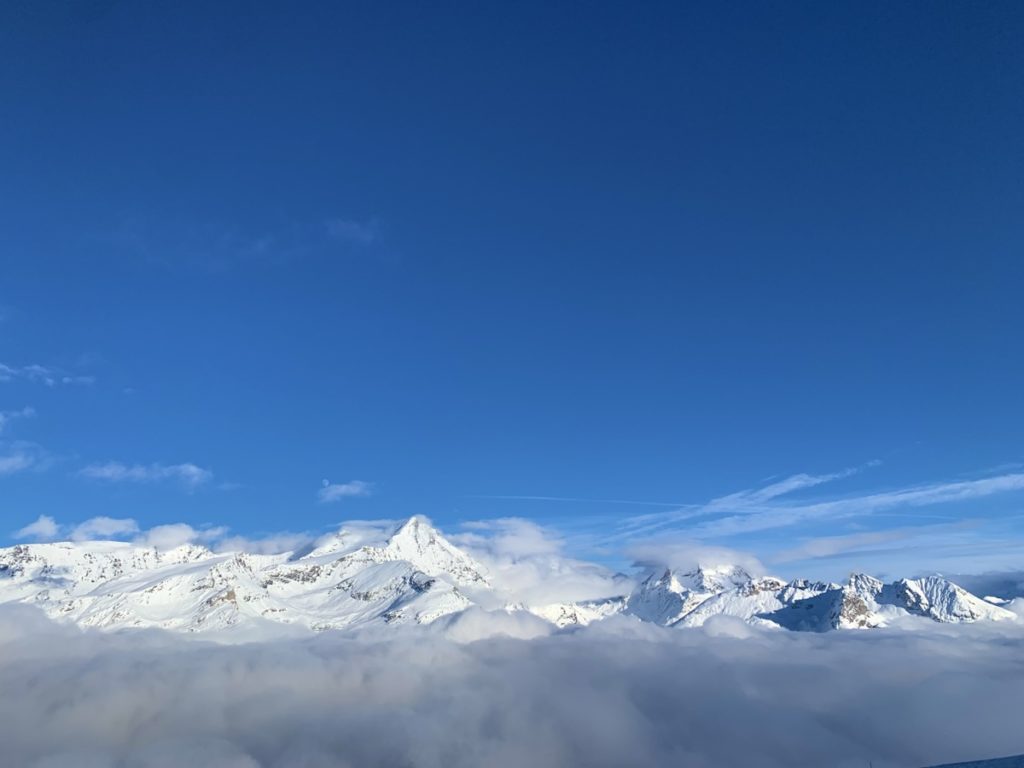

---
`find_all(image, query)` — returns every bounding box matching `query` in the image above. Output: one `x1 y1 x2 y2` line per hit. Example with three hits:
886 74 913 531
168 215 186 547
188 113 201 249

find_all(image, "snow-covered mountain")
0 516 1016 636
625 565 756 625
0 517 484 634
622 567 1016 631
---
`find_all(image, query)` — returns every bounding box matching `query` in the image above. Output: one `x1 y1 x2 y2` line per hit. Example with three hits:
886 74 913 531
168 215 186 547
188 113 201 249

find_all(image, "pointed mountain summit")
303 516 487 585
365 516 489 586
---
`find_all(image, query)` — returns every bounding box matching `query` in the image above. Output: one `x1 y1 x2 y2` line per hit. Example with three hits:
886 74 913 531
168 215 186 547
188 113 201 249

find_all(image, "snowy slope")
0 516 481 633
0 517 1016 636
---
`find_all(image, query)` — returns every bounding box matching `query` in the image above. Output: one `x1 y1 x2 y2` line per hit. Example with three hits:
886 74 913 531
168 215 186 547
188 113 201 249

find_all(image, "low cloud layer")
2 605 1024 768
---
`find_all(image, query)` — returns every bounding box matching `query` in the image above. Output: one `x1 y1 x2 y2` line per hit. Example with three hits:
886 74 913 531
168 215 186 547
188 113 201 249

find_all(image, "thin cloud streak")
0 363 93 387
619 464 873 537
602 465 1024 545
693 472 1024 538
468 494 691 508
78 461 213 489
770 521 975 564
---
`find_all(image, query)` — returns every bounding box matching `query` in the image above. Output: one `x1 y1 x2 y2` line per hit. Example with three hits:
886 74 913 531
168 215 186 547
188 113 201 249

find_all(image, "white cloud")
459 517 564 558
70 517 140 541
1 606 1024 767
0 452 35 475
325 217 378 245
215 531 314 555
616 464 1024 542
0 406 34 434
693 471 1024 537
0 363 93 387
769 521 979 565
60 375 96 385
773 529 917 563
0 441 48 476
453 518 630 606
433 606 554 642
13 515 59 541
79 461 213 489
626 539 767 576
619 465 871 537
466 494 685 508
318 479 373 503
14 516 231 549
135 524 228 550
703 468 863 512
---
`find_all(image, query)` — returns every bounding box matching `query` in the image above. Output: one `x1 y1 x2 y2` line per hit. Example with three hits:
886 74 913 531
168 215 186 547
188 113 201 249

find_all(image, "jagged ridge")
0 519 1016 635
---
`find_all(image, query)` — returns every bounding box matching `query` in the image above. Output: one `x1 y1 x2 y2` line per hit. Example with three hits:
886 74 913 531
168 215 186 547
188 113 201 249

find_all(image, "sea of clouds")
3 603 1024 768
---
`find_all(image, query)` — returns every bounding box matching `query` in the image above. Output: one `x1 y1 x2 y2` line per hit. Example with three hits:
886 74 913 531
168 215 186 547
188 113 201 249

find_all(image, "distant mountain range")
0 516 1016 635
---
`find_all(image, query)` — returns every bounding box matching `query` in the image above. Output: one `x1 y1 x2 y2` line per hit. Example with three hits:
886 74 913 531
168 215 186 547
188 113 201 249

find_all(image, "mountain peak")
377 516 488 586
677 564 754 593
847 573 884 594
624 565 754 626
391 515 436 542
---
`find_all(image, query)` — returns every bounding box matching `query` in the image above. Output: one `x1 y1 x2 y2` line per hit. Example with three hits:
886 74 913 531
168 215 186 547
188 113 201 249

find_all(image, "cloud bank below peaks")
1 604 1024 768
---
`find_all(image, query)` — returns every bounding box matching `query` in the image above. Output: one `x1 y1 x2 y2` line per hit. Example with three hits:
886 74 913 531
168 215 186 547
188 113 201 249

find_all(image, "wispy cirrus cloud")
770 521 978 564
605 458 1024 544
617 464 874 538
0 363 94 387
0 441 49 476
79 461 213 490
0 453 36 475
698 466 868 516
468 494 686 508
325 217 379 246
0 409 47 477
318 479 373 504
689 471 1024 538
0 407 34 434
106 214 384 273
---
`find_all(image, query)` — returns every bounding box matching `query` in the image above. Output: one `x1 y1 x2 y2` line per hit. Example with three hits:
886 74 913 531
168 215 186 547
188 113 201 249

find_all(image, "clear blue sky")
2 1 1023 578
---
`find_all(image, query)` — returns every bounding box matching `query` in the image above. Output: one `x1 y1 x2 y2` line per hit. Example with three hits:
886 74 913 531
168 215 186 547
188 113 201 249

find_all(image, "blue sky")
2 1 1023 579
